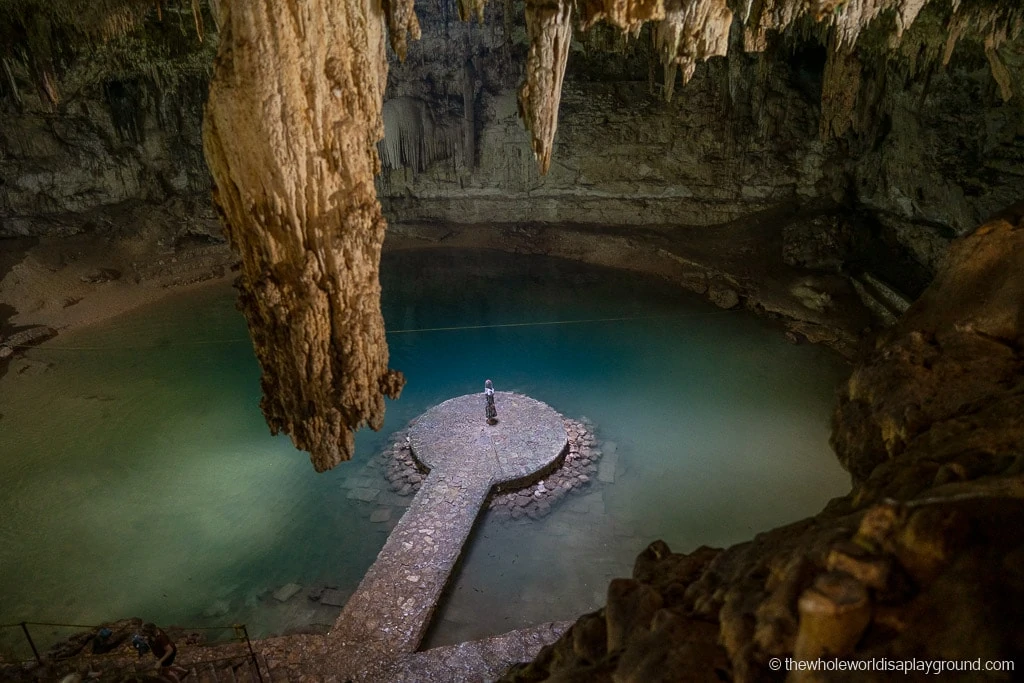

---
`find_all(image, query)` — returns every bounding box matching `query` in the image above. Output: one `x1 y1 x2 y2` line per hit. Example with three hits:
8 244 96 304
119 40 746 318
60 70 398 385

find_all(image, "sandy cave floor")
0 233 234 337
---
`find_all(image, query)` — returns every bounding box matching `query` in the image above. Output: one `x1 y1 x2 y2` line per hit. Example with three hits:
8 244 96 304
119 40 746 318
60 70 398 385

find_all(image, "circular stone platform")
408 391 567 485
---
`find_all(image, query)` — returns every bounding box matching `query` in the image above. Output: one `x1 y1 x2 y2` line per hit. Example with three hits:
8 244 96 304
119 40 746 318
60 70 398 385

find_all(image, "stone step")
187 658 269 683
860 272 912 314
850 274 902 326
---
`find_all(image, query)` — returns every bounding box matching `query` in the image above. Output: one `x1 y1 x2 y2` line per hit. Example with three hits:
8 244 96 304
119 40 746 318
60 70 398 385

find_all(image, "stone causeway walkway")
19 393 580 682
330 392 568 655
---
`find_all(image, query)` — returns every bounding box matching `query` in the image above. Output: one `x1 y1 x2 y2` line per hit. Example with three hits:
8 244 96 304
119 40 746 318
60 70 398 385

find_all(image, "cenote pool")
0 248 851 654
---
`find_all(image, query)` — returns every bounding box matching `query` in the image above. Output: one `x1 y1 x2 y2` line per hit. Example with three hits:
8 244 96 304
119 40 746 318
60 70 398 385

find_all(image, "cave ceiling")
2 0 1021 470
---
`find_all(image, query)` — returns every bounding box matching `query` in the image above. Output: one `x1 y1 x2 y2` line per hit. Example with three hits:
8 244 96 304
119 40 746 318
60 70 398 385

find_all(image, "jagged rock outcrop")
202 0 405 471
832 205 1024 484
501 207 1024 681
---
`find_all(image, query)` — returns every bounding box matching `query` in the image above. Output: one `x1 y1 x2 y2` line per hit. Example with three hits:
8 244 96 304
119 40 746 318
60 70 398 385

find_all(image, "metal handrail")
0 620 265 682
1 621 250 630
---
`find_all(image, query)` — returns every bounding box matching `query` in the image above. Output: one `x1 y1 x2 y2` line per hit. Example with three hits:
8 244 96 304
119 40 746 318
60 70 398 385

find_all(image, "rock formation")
518 0 575 175
501 208 1024 681
382 0 422 62
202 0 404 471
513 0 1023 173
653 0 732 101
832 204 1024 486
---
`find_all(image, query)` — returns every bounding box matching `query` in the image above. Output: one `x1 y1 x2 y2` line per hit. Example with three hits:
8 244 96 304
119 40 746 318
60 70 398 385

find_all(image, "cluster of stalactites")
2 0 214 107
653 0 732 102
944 3 1023 102
460 0 1022 174
382 0 422 61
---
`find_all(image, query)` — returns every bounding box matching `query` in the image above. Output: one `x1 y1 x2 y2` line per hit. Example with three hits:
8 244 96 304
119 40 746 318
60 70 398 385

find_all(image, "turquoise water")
0 248 851 653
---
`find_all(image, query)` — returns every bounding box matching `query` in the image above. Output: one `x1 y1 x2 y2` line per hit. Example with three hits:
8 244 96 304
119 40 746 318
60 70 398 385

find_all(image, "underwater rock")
273 583 303 603
203 599 231 618
319 588 349 607
370 508 392 523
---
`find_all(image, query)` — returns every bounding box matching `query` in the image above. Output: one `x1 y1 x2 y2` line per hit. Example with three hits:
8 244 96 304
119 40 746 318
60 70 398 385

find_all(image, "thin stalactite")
518 0 574 175
382 0 422 61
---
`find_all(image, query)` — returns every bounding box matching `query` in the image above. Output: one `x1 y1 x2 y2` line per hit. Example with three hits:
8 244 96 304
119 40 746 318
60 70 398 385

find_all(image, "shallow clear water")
0 248 850 654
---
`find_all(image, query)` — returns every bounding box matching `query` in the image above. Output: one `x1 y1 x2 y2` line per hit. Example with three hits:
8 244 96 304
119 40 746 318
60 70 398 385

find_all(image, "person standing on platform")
484 379 497 424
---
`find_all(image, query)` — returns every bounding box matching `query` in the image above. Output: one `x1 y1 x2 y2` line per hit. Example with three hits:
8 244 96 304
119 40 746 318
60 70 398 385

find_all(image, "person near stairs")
141 622 177 668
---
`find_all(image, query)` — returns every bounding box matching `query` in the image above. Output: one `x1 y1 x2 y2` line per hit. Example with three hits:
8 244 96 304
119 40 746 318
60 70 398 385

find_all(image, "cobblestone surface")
381 416 606 521
409 392 567 482
331 392 567 654
245 620 572 682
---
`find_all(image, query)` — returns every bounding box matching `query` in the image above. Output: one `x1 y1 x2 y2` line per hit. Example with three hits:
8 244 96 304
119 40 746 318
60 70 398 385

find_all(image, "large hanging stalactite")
203 0 405 472
518 0 574 175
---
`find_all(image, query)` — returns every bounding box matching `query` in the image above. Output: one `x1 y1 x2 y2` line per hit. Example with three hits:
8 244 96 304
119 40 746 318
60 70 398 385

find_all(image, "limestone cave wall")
377 0 1024 280
0 3 218 241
